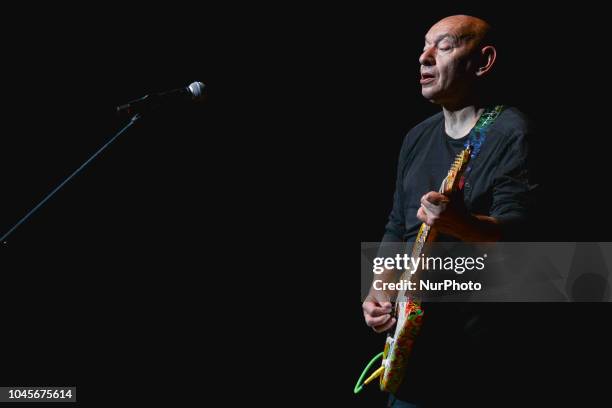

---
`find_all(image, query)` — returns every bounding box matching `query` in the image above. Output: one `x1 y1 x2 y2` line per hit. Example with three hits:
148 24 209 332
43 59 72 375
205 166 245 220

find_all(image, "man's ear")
476 45 496 77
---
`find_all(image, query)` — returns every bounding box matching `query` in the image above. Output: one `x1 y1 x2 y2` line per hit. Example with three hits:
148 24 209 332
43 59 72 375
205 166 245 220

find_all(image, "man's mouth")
420 72 435 85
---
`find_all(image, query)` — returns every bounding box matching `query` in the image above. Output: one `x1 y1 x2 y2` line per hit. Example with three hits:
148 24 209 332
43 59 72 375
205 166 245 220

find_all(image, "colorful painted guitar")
379 146 472 393
354 147 472 394
354 106 504 396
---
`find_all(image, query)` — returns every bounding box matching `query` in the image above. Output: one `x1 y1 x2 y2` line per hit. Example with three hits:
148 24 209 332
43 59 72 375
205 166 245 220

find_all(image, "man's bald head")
419 15 497 107
427 15 493 52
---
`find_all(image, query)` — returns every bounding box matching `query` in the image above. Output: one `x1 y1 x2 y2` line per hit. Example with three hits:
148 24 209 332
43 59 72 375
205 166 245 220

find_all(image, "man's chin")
421 89 441 104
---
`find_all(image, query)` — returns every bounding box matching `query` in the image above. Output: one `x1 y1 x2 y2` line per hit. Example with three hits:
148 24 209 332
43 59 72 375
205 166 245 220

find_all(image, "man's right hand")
362 297 396 333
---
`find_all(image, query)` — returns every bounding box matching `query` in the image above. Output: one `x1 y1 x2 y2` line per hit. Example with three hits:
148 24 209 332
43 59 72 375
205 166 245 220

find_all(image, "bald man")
362 15 534 407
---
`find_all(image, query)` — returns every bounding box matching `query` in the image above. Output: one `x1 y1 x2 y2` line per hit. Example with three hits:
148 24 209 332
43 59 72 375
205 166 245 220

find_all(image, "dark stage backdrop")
1 3 611 406
0 6 220 406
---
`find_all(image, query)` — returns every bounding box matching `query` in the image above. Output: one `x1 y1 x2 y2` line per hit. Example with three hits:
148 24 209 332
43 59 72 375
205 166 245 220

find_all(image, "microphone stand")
1 113 141 243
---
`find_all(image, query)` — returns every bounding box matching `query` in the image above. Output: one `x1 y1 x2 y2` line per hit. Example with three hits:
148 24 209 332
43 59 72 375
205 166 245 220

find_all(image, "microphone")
116 81 206 116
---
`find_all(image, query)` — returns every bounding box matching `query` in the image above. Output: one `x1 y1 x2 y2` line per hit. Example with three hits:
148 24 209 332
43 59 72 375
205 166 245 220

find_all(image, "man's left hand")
416 191 473 238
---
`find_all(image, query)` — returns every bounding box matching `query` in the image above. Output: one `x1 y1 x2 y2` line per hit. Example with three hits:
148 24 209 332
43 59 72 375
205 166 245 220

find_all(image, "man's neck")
442 105 485 139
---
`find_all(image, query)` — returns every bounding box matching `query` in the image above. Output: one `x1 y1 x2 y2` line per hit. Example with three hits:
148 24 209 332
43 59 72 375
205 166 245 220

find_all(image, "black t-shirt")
383 106 533 243
380 107 536 404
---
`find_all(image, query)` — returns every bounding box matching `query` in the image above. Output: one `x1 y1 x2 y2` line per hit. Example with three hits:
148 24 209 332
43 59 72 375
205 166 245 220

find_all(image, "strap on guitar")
459 105 504 189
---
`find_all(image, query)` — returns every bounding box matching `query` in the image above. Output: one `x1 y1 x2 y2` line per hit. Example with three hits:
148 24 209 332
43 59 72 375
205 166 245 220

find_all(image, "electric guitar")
366 146 473 394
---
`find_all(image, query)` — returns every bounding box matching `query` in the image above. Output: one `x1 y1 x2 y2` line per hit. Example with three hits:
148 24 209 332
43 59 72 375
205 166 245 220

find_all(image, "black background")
1 3 611 406
1 5 218 406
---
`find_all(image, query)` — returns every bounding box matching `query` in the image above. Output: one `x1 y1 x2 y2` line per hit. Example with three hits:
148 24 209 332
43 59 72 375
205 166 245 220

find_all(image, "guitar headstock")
443 147 472 194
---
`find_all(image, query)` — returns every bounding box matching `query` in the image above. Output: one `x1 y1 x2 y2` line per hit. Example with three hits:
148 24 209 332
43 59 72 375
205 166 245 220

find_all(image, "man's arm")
363 269 397 333
417 127 534 242
417 191 502 242
363 134 413 332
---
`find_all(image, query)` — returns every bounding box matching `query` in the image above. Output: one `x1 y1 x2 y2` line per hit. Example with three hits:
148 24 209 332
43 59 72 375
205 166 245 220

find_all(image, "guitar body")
380 300 424 393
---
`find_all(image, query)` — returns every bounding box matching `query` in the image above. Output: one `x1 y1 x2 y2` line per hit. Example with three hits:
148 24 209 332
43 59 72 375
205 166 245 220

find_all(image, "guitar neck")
395 223 437 299
394 146 471 304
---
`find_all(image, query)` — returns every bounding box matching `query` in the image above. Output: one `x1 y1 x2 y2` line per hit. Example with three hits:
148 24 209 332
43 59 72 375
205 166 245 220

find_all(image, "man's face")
419 20 479 105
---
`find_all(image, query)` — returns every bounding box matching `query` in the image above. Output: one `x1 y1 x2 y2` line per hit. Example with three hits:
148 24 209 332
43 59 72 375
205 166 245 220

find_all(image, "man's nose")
419 48 435 66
